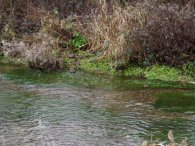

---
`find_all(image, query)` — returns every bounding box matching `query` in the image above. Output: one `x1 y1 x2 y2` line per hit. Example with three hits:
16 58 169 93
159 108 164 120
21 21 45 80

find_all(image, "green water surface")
0 63 194 145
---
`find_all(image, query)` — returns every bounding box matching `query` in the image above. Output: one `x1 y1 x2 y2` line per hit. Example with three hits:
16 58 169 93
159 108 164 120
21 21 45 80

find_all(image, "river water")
0 63 194 146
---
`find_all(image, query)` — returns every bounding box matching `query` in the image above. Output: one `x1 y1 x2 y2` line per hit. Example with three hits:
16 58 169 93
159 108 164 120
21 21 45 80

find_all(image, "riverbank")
0 0 194 83
0 53 194 84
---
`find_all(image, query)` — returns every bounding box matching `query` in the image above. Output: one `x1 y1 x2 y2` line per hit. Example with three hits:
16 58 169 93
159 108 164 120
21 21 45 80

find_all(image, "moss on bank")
79 59 114 74
124 65 193 82
76 55 194 82
1 55 193 83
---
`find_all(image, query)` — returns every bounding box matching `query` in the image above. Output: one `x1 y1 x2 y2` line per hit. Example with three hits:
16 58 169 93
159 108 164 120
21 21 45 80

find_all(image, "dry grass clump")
1 8 82 70
80 0 148 67
2 32 62 71
40 11 74 47
1 7 85 71
0 0 28 16
82 0 195 67
135 1 195 66
25 33 62 71
0 0 98 39
0 0 42 38
0 0 98 21
2 40 26 58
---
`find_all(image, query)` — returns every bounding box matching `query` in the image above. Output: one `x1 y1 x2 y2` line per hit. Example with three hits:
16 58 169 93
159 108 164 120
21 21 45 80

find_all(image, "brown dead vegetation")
0 0 194 70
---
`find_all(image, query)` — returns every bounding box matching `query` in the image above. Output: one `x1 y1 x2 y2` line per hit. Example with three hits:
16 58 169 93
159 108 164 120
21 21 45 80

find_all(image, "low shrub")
80 58 113 74
145 65 183 81
71 32 88 49
124 66 145 77
81 0 195 67
123 65 192 81
136 1 195 65
81 0 138 65
2 32 63 71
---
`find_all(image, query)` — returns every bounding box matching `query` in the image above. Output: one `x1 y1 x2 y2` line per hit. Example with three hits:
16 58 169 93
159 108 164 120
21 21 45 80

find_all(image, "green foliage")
145 65 192 81
124 66 145 77
182 62 195 77
123 65 193 82
143 48 155 66
80 59 113 74
63 57 75 68
71 32 88 49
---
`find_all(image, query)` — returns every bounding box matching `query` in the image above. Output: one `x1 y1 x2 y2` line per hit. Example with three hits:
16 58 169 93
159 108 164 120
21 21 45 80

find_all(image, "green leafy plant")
144 65 189 81
80 59 113 74
182 62 195 77
124 66 145 77
71 32 88 49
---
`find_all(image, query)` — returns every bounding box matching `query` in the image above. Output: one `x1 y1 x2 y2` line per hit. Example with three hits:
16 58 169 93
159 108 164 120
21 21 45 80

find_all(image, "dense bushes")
81 0 195 67
0 0 98 37
0 0 194 71
2 33 63 71
75 0 194 77
136 1 195 66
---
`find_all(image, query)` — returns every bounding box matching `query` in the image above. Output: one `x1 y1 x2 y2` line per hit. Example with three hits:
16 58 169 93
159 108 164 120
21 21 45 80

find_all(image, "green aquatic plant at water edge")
80 59 114 74
124 66 145 77
144 65 192 82
123 65 193 82
182 62 195 78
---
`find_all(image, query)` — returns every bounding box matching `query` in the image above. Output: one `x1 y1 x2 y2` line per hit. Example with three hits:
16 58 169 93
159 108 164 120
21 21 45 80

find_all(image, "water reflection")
154 92 195 112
